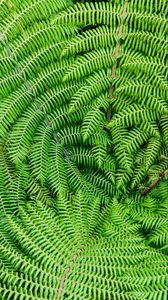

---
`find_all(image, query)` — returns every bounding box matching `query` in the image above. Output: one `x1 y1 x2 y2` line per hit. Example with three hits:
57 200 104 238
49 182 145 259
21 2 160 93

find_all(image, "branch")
141 166 168 195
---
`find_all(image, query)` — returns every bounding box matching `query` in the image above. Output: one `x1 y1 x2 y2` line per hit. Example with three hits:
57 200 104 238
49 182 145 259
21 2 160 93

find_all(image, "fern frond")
7 164 29 215
30 124 52 185
131 138 161 189
72 191 88 238
124 192 168 253
0 168 10 215
82 109 105 141
91 144 107 168
102 155 116 185
58 125 110 148
0 147 15 187
27 177 54 206
0 59 73 137
145 138 161 169
0 1 168 298
56 190 76 236
63 47 114 81
7 105 44 163
69 69 111 112
65 159 94 197
87 196 101 236
38 81 82 114
116 169 132 192
65 159 111 204
0 42 67 97
48 141 68 194
0 191 168 299
71 146 95 168
0 86 32 138
125 11 167 36
82 169 115 197
54 2 120 26
49 103 89 131
61 25 116 56
0 23 74 72
0 0 71 42
129 0 168 16
123 31 167 58
161 115 168 149
131 165 147 189
108 104 164 128
121 56 168 91
149 223 168 249
139 122 160 138
123 128 149 155
115 82 167 112
110 126 133 172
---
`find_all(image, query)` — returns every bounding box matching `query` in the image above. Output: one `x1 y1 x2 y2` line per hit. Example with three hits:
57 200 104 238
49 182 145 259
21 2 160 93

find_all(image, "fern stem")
141 165 168 195
107 1 129 121
56 249 82 299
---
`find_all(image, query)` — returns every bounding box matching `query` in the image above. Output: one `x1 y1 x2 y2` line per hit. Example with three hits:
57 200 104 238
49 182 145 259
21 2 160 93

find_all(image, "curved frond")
0 1 168 298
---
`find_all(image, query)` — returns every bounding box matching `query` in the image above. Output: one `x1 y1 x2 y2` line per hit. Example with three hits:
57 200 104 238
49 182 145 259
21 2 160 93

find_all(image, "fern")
0 0 168 298
48 141 68 193
30 124 52 185
0 191 167 299
63 47 114 81
124 185 168 254
53 2 120 26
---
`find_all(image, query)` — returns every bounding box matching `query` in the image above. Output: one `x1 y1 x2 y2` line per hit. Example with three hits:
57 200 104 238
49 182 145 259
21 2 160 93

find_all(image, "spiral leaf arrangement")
0 0 168 299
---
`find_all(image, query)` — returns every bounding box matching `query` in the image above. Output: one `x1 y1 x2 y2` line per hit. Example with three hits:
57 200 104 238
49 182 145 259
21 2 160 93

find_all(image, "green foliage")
0 190 167 299
0 0 168 298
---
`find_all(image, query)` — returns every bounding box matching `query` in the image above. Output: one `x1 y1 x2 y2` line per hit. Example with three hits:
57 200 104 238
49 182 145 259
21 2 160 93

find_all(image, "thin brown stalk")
141 166 168 195
107 1 129 122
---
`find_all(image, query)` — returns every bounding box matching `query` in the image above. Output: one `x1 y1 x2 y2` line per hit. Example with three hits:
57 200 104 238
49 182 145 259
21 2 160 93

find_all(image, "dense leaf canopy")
0 0 167 299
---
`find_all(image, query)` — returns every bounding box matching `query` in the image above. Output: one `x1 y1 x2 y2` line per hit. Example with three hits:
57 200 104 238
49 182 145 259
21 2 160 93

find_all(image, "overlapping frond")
0 0 168 298
0 190 167 299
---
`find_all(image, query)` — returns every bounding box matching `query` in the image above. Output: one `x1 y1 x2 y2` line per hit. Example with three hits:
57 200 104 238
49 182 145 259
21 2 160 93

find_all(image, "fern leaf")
145 138 161 169
54 2 119 26
108 104 164 128
91 144 107 168
161 115 168 149
83 169 115 198
0 193 168 299
69 69 111 112
0 0 70 42
56 191 76 236
7 105 44 163
0 148 15 187
72 191 88 238
8 164 29 215
0 1 168 298
27 177 54 206
30 124 52 185
123 128 149 155
61 25 116 56
71 146 95 168
48 141 68 194
125 11 167 36
82 109 105 141
116 169 132 192
87 196 101 235
0 23 74 70
63 47 114 81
